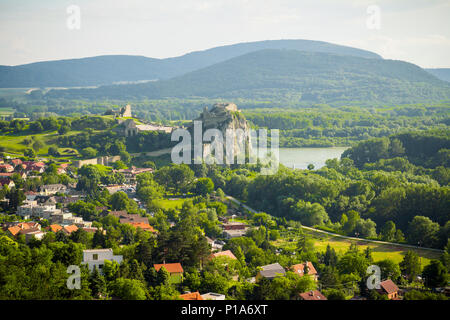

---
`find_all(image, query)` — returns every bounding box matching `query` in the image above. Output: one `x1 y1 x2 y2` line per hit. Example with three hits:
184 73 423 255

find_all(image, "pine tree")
89 266 107 299
324 244 338 266
157 266 171 285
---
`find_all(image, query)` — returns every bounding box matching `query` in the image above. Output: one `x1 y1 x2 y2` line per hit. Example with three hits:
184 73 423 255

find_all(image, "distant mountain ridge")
0 39 381 88
49 49 450 105
426 68 450 82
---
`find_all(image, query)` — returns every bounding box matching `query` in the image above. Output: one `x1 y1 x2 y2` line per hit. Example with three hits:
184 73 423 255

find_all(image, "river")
277 147 349 170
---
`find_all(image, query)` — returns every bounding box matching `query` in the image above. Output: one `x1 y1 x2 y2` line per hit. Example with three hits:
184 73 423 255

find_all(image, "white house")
17 201 58 218
223 228 248 239
40 184 68 195
51 212 73 224
82 249 123 272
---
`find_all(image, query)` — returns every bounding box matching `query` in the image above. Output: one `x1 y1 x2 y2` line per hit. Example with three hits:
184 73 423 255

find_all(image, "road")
130 148 172 157
225 195 444 253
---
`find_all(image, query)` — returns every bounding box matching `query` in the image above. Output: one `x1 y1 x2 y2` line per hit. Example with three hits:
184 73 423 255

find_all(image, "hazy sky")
1 0 449 68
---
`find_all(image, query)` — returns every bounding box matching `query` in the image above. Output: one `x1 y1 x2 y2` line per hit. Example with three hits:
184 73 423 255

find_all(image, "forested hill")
0 39 381 88
48 49 450 105
426 68 450 82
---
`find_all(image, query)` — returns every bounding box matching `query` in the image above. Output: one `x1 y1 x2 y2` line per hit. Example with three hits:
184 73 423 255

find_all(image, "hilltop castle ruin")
189 103 252 162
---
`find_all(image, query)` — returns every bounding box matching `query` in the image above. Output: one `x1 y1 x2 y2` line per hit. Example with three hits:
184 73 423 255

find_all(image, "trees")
407 216 440 248
380 221 396 241
377 259 401 282
156 266 171 286
404 289 448 300
113 160 127 170
29 121 43 133
194 177 214 196
89 266 107 298
31 139 44 152
290 200 329 226
354 218 377 238
119 151 131 165
337 252 370 278
324 244 338 267
323 288 346 300
6 188 25 211
137 181 164 204
154 164 195 194
441 240 450 273
48 146 59 157
58 125 70 135
422 260 448 288
341 210 360 235
81 147 98 159
400 251 422 282
110 278 147 300
109 191 137 212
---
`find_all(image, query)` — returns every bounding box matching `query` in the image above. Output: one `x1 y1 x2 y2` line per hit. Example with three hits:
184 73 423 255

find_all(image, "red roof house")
299 290 327 301
291 261 318 280
377 279 400 300
180 292 203 300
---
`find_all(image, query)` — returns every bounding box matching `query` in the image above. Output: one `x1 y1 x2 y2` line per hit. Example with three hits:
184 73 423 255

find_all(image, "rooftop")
379 279 399 294
299 290 327 300
154 263 184 274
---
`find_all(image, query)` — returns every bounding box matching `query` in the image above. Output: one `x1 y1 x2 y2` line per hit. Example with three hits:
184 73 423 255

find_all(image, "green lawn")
0 107 15 116
154 198 186 210
271 228 441 268
0 130 84 159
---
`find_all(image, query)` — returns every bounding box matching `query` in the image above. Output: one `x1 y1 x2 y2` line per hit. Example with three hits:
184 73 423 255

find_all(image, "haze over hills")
48 49 450 106
426 68 450 82
0 39 381 88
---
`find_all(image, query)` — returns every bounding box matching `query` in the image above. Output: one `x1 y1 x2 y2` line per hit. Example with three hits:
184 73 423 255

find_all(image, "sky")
0 0 449 68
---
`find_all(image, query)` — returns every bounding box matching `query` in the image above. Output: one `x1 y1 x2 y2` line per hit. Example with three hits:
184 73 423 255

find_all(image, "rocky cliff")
189 103 252 163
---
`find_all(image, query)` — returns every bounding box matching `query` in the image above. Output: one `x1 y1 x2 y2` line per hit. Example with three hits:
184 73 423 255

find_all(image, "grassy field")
0 129 85 159
0 107 15 117
271 228 441 268
154 198 186 210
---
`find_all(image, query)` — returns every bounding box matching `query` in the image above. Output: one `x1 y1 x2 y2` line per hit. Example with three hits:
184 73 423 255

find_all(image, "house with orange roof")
0 164 14 172
180 291 203 300
0 172 26 180
298 290 327 301
20 228 46 242
210 250 237 261
154 263 184 283
10 159 22 167
7 222 45 241
62 224 78 235
49 224 63 233
19 222 41 230
126 222 156 233
7 225 21 237
377 279 400 300
291 261 318 281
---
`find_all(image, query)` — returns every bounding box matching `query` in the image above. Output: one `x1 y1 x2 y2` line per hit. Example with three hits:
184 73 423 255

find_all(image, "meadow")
272 228 441 268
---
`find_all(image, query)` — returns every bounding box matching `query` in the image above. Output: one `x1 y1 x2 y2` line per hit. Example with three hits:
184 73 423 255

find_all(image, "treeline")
244 104 449 147
342 130 450 168
192 157 449 249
